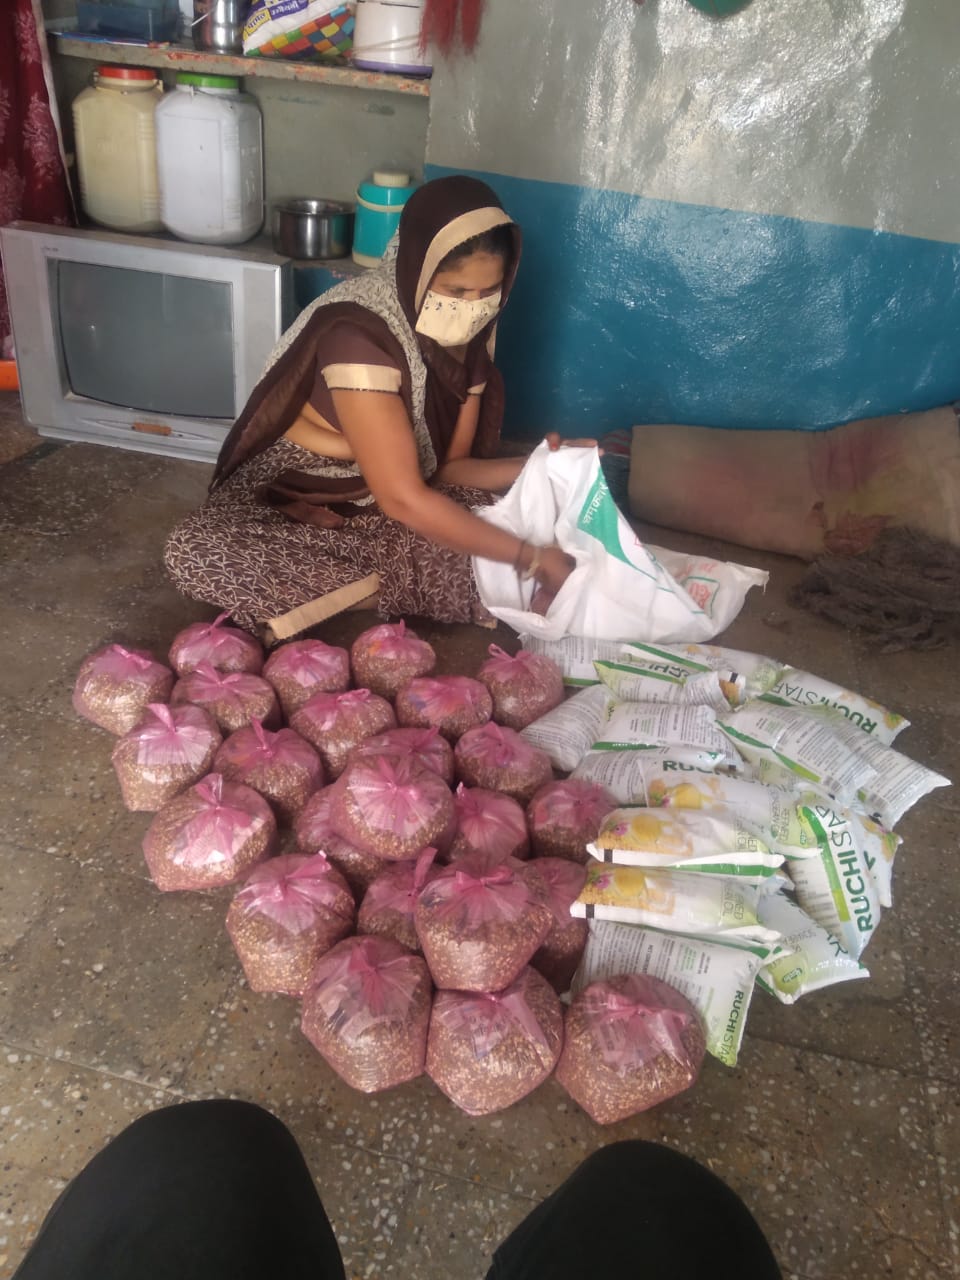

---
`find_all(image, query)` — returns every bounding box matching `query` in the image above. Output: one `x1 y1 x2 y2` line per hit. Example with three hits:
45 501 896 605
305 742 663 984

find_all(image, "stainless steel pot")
192 0 245 54
272 199 356 260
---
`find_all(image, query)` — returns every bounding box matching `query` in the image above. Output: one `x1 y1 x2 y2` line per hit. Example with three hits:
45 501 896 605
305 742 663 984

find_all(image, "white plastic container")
352 0 433 76
156 72 263 245
72 66 163 233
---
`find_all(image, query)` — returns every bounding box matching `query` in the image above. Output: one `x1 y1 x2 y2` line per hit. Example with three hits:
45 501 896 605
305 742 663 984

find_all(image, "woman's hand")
543 431 602 455
533 545 576 595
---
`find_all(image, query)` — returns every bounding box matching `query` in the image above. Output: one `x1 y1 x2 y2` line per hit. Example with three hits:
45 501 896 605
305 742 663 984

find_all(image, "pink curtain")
0 0 74 352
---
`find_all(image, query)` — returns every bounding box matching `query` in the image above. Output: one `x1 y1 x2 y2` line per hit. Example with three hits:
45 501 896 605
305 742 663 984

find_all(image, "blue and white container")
352 170 419 268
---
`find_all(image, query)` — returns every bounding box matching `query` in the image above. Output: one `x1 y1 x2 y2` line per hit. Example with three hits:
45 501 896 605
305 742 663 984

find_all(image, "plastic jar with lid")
72 66 163 233
352 171 419 267
155 73 263 246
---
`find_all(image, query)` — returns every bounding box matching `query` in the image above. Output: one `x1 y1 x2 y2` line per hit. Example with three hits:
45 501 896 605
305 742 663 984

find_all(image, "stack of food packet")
73 614 950 1121
520 633 949 1067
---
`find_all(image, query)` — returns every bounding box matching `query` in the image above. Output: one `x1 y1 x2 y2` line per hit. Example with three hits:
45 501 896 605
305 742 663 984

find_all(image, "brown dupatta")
210 176 522 529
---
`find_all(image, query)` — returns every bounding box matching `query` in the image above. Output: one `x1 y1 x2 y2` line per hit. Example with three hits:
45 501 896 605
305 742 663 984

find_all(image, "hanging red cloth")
420 0 485 56
0 0 75 350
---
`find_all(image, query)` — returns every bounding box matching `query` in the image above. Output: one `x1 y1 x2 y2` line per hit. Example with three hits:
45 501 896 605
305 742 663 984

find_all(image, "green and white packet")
517 634 623 686
859 815 901 909
719 702 949 827
572 862 781 944
519 683 612 772
594 660 732 711
787 803 883 958
572 919 780 1066
571 747 731 801
587 762 818 859
759 667 909 745
596 702 741 769
757 889 868 1003
620 641 782 702
588 804 785 882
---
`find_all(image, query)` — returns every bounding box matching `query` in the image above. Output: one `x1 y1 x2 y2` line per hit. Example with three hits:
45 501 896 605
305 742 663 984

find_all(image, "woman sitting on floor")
164 176 583 641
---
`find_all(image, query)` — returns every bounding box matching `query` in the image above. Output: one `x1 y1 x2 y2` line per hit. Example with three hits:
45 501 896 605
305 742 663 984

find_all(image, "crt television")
1 222 295 462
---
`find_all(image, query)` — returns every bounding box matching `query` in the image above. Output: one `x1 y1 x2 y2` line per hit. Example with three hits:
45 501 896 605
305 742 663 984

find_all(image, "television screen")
57 261 236 418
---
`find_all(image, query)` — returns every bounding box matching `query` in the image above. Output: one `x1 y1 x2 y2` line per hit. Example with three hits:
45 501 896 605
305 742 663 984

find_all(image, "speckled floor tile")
0 444 165 538
390 1172 532 1280
0 1165 64 1279
0 1051 178 1278
926 1084 959 1271
853 639 960 718
305 1147 416 1280
0 862 235 1086
0 702 157 868
647 1043 949 1280
0 846 74 952
746 911 916 1073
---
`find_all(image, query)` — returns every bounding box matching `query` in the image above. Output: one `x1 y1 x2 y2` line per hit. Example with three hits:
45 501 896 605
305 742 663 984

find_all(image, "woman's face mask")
415 289 502 347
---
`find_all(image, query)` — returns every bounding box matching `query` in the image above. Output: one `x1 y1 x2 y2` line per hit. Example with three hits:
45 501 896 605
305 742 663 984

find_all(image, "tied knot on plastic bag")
176 774 266 868
311 688 372 730
364 848 438 915
312 938 423 1041
411 677 488 716
453 785 528 859
171 611 263 673
482 645 543 679
441 983 554 1065
135 703 218 768
530 858 587 926
236 853 353 933
531 779 612 828
467 723 526 769
265 639 348 685
427 855 532 927
345 757 446 840
587 983 694 1075
111 645 156 673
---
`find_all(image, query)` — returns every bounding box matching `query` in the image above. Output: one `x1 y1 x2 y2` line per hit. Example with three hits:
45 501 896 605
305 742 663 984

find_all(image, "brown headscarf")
210 176 521 520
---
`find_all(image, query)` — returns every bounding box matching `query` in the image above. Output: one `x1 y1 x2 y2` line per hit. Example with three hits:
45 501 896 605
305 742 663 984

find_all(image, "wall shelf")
48 32 431 98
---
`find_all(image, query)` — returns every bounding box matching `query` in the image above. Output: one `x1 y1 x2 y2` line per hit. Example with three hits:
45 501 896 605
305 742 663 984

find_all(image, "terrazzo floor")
0 396 956 1278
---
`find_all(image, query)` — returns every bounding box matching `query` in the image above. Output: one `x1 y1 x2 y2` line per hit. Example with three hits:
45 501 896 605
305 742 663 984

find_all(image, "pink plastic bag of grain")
331 756 455 860
348 726 455 786
556 974 706 1125
213 719 324 826
415 851 552 992
172 663 280 735
448 784 529 863
263 639 351 718
73 644 174 735
112 702 222 811
427 967 563 1115
358 848 438 953
527 779 614 863
527 858 588 994
454 722 553 805
169 611 263 676
350 621 436 699
395 675 492 742
226 852 354 996
143 772 276 891
477 645 564 731
301 935 432 1092
294 786 388 901
290 688 396 778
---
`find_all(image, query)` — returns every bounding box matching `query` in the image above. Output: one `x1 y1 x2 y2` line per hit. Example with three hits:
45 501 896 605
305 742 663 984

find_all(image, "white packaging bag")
472 443 768 642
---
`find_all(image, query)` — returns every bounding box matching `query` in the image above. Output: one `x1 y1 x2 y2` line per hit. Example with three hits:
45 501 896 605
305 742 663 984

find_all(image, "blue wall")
428 165 960 436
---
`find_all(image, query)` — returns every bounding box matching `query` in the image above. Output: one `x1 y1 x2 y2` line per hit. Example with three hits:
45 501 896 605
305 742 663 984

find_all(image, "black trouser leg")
487 1140 782 1280
13 1100 346 1280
